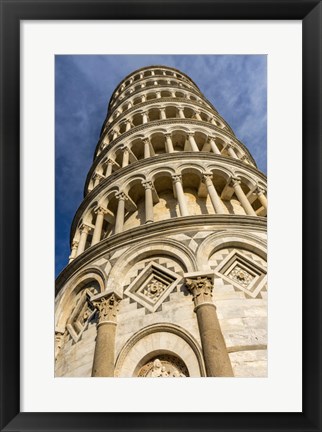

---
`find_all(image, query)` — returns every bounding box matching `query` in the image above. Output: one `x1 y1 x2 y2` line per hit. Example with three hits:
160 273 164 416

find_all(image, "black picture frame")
1 1 321 431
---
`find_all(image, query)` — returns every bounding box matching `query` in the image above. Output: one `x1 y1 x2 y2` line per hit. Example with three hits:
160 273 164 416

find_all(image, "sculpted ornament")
92 294 120 324
186 276 214 307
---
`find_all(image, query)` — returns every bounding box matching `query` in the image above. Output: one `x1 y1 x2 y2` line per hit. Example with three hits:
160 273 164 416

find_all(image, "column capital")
71 239 79 249
230 177 241 187
80 223 92 234
121 146 129 154
256 186 266 196
172 174 182 184
187 131 195 137
94 206 108 216
202 173 213 183
115 191 128 201
142 137 150 144
91 292 122 325
107 158 115 165
142 180 154 190
184 273 214 309
93 172 105 180
164 132 172 138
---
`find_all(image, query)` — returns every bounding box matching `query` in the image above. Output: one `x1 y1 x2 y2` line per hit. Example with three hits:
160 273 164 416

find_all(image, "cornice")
56 214 267 295
92 119 257 170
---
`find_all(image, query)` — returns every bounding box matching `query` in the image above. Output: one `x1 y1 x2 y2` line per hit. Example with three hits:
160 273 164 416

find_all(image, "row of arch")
104 88 214 130
98 103 228 153
111 67 196 106
56 231 267 331
90 130 253 194
111 76 200 109
71 166 267 261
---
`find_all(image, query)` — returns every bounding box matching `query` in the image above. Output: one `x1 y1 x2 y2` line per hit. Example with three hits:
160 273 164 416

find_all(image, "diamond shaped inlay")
214 250 267 298
124 261 182 312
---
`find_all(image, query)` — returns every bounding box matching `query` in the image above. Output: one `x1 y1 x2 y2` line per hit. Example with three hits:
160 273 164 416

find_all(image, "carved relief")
213 249 267 298
137 355 189 377
91 293 121 324
124 261 182 313
66 288 97 342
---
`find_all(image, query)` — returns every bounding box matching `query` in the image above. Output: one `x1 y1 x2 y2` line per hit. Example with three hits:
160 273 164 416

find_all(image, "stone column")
256 187 268 209
105 159 114 177
112 131 118 140
178 108 185 119
115 192 127 234
125 120 131 131
68 240 79 263
142 181 154 223
76 224 91 256
143 138 151 158
156 91 161 99
226 144 239 159
142 112 149 124
230 178 257 216
208 137 221 155
122 147 129 167
211 118 217 126
188 133 199 152
195 111 202 121
141 95 146 103
91 293 121 377
91 206 107 246
203 174 225 214
185 275 234 377
172 175 189 217
165 134 174 153
160 108 166 120
93 173 104 188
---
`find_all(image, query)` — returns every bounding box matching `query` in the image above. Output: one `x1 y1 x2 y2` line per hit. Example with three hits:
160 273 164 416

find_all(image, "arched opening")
153 174 178 220
150 133 167 155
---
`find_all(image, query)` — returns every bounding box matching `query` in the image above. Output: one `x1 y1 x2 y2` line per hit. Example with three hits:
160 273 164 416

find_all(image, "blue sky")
55 55 267 277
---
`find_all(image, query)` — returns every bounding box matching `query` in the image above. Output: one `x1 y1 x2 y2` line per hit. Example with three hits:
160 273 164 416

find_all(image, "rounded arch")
196 231 267 269
115 323 206 377
107 239 198 294
55 267 106 332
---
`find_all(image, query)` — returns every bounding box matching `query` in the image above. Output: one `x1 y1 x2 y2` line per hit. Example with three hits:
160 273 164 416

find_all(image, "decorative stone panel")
66 288 96 342
124 261 182 312
214 250 267 298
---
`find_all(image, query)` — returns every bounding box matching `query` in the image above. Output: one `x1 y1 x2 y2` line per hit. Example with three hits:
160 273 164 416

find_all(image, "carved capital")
202 173 213 184
230 177 241 188
115 191 128 201
142 180 153 190
94 206 108 216
121 146 129 154
91 293 121 324
172 174 182 184
185 276 214 308
142 138 150 145
71 240 79 249
80 223 92 234
256 186 266 196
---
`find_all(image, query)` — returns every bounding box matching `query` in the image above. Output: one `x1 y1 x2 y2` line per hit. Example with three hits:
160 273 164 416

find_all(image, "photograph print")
55 55 267 378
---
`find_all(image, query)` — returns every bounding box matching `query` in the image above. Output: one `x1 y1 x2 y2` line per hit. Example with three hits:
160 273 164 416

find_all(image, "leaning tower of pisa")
55 65 267 378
